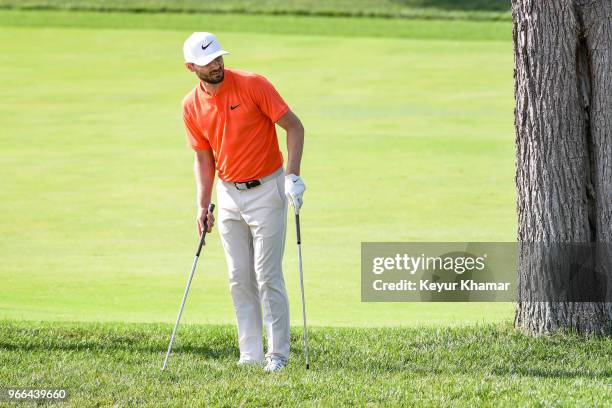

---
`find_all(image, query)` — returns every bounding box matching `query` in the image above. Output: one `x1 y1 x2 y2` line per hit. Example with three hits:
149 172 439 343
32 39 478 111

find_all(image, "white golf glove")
285 174 306 212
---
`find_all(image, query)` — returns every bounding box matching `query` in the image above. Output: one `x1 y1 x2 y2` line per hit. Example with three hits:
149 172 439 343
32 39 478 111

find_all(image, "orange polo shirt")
182 69 290 182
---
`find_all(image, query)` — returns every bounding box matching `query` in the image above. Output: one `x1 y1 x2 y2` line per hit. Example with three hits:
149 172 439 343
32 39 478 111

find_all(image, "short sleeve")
251 75 290 123
183 107 211 151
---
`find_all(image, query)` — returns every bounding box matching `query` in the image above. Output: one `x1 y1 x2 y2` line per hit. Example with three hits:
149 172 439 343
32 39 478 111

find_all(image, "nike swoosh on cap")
202 41 213 50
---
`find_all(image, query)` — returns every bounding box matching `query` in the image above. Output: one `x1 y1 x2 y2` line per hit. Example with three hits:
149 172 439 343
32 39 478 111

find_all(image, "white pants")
216 168 290 362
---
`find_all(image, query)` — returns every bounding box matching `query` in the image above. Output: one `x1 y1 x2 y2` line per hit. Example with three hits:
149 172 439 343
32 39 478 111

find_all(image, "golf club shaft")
161 254 199 372
295 212 310 369
161 203 215 372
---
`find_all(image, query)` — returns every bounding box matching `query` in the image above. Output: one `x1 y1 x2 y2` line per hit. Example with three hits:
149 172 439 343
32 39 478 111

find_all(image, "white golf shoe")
237 358 264 367
263 357 286 372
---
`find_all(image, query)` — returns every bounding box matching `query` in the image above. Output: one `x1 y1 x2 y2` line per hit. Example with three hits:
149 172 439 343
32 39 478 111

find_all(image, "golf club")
294 209 310 369
161 203 215 372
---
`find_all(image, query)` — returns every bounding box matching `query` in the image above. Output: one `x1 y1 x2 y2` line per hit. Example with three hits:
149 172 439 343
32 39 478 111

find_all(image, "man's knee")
255 271 286 296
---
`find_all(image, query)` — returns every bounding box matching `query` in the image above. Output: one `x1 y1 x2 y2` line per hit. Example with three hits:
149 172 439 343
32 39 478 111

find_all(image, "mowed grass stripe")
0 0 512 21
0 10 512 41
1 320 611 406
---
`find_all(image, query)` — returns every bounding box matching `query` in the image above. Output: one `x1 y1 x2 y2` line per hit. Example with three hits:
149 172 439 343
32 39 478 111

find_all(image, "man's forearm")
194 150 215 209
286 123 304 176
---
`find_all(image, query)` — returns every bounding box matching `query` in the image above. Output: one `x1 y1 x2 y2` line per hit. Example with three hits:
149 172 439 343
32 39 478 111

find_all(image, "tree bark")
513 0 612 335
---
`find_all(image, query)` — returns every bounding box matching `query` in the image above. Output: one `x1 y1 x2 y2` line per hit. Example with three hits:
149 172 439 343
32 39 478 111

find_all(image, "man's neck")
201 80 223 96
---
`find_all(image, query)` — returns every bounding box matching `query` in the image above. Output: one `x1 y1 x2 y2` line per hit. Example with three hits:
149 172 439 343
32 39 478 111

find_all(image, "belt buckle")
234 179 261 190
234 182 248 191
246 180 261 189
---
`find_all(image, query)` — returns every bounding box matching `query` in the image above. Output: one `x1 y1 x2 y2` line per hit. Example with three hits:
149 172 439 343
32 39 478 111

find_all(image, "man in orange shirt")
181 32 305 372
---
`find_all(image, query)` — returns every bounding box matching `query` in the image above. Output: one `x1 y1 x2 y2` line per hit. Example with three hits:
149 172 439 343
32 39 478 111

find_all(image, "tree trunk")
513 0 612 335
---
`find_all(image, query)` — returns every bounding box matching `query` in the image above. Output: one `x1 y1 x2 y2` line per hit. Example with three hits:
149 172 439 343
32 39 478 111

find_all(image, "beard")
199 68 224 84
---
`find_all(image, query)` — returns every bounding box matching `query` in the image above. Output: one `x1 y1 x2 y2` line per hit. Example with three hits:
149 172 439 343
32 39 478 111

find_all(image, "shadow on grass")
491 367 612 379
292 326 612 380
0 322 239 358
392 0 510 12
2 322 610 380
402 366 612 379
0 341 238 358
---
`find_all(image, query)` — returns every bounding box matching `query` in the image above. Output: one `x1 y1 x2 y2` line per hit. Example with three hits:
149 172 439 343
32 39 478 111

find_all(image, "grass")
0 10 513 41
0 0 512 21
0 13 516 326
0 10 604 408
1 320 611 406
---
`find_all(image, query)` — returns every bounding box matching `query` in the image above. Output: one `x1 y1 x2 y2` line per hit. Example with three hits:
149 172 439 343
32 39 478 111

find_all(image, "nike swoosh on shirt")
230 104 240 110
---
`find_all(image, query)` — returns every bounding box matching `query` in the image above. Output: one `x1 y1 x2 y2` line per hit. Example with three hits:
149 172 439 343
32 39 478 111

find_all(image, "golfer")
181 32 305 372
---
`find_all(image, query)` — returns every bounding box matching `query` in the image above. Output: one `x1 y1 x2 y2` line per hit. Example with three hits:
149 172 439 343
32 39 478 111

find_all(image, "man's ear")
185 63 194 72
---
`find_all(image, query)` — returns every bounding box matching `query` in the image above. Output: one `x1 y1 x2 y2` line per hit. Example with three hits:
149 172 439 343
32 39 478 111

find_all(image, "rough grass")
1 320 611 406
0 0 512 21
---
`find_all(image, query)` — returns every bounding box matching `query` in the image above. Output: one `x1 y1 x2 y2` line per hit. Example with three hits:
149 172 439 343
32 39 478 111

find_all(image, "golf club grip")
295 213 301 244
196 203 215 256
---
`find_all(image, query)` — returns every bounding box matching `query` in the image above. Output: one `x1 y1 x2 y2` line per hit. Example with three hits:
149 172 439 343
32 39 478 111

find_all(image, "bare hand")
196 207 215 237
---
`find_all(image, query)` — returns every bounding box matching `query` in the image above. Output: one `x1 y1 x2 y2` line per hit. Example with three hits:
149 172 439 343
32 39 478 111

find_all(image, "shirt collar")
197 69 231 100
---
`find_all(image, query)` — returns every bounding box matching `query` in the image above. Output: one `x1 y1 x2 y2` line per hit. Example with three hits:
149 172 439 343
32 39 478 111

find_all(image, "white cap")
183 32 229 66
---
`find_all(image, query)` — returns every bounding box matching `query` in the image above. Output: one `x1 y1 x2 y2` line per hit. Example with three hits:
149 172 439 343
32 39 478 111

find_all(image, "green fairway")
1 320 610 406
0 12 515 326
